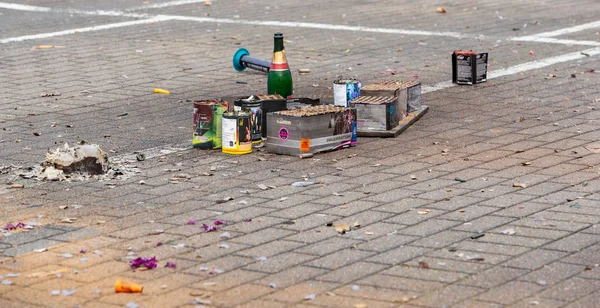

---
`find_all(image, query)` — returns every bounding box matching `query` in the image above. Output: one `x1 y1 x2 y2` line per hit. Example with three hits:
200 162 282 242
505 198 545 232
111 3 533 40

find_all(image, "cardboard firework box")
192 100 228 149
360 80 422 113
266 105 357 156
350 96 400 131
452 50 488 85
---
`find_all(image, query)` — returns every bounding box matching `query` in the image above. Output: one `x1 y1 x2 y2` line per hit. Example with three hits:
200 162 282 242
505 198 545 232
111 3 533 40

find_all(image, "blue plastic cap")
233 48 250 72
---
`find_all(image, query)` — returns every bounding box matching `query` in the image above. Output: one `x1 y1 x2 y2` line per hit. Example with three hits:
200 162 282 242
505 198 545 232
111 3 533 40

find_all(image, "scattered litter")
466 256 485 262
220 232 231 238
334 223 351 234
278 197 288 202
354 304 367 308
292 181 315 187
115 278 143 293
153 88 170 95
522 161 532 166
130 257 157 270
51 290 60 296
298 68 311 74
268 283 277 288
436 7 446 13
332 192 344 196
33 45 64 50
570 202 583 209
500 228 516 235
172 243 186 249
417 209 431 215
126 303 139 308
255 256 268 261
187 219 197 225
62 289 76 296
513 183 527 188
238 200 248 205
418 261 430 269
80 258 88 263
351 285 360 291
455 177 467 182
218 244 230 249
61 218 74 223
27 268 68 278
61 253 73 259
6 273 19 278
194 298 212 305
1 280 12 285
470 232 485 239
584 145 600 153
93 250 103 256
165 262 177 269
536 280 547 286
257 184 269 190
214 220 226 225
304 294 316 300
202 224 217 232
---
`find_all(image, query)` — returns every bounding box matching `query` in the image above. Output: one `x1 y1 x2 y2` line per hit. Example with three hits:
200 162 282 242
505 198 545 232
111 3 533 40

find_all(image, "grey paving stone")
410 284 484 308
2 239 64 257
476 281 544 305
0 227 64 245
366 245 431 265
315 261 388 284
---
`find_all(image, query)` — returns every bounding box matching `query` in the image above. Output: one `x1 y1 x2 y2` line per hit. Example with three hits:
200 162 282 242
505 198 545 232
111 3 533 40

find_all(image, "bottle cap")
274 32 283 39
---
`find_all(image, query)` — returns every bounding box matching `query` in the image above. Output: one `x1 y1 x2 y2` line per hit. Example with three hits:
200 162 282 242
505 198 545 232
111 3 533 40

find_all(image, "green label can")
193 100 228 149
222 112 252 155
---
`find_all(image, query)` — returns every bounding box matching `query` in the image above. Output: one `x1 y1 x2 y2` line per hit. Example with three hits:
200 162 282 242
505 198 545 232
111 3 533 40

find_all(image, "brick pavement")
2 0 600 307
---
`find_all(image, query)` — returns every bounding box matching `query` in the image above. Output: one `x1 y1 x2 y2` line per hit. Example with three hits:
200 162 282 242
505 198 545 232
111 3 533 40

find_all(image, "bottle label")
270 51 289 71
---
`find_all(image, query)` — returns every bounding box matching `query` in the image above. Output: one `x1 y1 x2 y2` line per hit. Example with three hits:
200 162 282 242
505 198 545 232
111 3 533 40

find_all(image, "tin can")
192 100 228 149
333 78 361 107
222 111 252 155
234 100 263 144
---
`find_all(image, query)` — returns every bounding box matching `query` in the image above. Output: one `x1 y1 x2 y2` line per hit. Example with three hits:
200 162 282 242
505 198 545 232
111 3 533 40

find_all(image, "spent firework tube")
233 48 271 73
333 78 361 107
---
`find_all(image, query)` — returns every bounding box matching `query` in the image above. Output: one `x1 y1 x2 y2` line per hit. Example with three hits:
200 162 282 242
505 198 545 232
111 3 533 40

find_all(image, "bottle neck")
273 38 284 53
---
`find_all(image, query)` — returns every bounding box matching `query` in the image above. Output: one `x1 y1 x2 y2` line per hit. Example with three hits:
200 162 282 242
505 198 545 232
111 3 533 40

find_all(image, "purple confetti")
202 224 217 232
15 222 24 228
213 220 226 225
5 223 16 230
187 219 197 225
156 242 163 247
130 257 157 270
79 249 86 254
165 262 177 269
243 218 252 222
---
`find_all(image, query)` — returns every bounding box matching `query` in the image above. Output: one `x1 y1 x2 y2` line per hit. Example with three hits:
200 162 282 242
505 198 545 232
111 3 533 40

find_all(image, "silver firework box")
350 96 400 131
266 105 357 156
360 80 422 113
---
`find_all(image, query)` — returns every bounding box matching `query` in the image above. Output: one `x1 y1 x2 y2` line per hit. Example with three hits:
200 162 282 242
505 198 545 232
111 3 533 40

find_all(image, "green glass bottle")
267 32 293 98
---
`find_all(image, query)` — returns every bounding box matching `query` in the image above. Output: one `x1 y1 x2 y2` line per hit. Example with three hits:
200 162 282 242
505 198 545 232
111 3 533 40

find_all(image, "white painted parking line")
0 2 50 12
527 20 600 38
489 46 600 78
0 16 172 44
166 15 470 38
127 0 216 11
512 36 600 46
